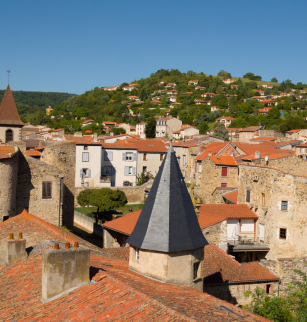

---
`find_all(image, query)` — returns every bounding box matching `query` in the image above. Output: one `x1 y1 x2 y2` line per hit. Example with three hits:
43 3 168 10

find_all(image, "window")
105 166 112 175
280 228 287 239
221 167 228 177
143 166 147 174
5 129 13 143
281 201 288 210
84 145 88 150
80 168 91 178
82 152 89 162
160 154 164 161
143 153 147 161
262 193 265 207
246 189 251 203
193 262 200 280
125 166 135 175
198 164 202 173
126 152 133 161
221 183 227 187
183 155 186 166
135 248 139 260
42 181 52 199
266 284 271 294
84 182 89 188
104 151 113 161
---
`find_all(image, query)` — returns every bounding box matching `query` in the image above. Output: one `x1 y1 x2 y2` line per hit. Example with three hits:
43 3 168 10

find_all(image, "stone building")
0 85 24 143
126 141 208 292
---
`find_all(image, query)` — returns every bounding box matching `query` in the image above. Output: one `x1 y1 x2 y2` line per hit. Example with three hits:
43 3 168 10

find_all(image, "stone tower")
127 140 208 292
0 85 23 143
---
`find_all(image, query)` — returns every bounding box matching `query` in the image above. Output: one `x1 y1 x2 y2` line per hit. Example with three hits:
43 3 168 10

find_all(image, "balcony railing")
100 175 112 183
228 237 266 246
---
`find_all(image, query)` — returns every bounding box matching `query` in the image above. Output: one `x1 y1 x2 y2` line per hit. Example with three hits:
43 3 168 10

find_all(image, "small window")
105 166 112 175
42 181 52 199
160 154 164 161
126 152 133 161
143 153 147 161
135 248 139 260
84 145 88 150
246 189 251 203
199 164 202 173
280 228 287 239
221 167 228 177
221 183 227 188
281 201 288 210
82 152 89 162
143 166 147 174
128 166 133 175
104 151 113 161
183 155 186 166
266 284 271 294
5 129 13 143
262 193 265 207
193 262 200 280
84 182 89 188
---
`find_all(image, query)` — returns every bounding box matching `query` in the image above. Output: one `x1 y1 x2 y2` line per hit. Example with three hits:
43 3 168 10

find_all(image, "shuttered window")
42 181 52 199
221 167 228 177
82 152 89 162
246 189 251 202
221 183 227 188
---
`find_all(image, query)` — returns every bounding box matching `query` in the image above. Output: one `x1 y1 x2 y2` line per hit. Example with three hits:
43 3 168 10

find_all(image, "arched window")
5 129 13 143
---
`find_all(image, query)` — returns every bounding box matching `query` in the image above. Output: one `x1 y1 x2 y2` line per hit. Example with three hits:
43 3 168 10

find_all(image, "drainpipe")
58 176 64 226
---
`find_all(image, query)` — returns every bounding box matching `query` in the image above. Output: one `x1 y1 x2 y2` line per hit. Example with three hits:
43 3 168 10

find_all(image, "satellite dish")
265 156 268 161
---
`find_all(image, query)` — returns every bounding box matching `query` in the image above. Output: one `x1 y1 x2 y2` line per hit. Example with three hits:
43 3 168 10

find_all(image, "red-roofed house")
238 126 263 143
188 80 199 85
286 129 307 140
201 93 216 98
104 85 120 91
165 82 176 88
216 116 235 128
156 117 182 138
81 119 95 127
223 78 236 84
136 122 146 136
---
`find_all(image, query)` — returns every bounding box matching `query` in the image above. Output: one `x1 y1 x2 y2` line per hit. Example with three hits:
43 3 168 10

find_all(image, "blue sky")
1 0 306 94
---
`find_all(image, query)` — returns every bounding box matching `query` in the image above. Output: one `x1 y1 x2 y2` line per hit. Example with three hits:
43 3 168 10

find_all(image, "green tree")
271 77 278 83
145 116 156 138
197 122 209 134
112 127 126 135
77 188 127 213
213 123 229 140
268 107 281 119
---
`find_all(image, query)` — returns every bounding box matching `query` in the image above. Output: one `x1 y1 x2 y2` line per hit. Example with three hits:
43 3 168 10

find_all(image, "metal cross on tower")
6 70 11 84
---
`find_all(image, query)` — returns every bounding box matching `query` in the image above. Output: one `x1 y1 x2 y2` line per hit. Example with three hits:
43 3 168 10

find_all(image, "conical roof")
0 85 23 126
127 141 208 253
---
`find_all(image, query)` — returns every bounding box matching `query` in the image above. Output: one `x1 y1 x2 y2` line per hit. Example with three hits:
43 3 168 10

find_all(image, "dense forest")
12 69 307 136
0 89 76 121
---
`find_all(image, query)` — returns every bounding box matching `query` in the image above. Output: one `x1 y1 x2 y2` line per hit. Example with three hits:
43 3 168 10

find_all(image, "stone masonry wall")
0 150 18 222
201 220 227 244
40 141 76 228
237 165 307 261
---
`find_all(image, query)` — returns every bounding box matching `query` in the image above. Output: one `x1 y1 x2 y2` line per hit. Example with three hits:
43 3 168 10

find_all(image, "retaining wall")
74 211 104 239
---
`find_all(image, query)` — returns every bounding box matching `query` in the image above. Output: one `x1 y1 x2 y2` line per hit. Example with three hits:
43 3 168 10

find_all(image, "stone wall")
40 141 76 228
258 129 284 138
103 228 129 248
0 149 18 222
201 220 227 244
197 158 238 203
0 126 22 143
203 281 279 306
74 211 104 239
237 164 307 261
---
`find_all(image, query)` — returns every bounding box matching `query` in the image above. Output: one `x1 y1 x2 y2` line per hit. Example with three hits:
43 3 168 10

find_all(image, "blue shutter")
122 152 126 161
101 167 105 175
132 167 136 175
80 169 83 177
112 167 116 175
104 151 108 161
87 169 91 178
109 152 113 161
133 153 137 161
124 166 129 175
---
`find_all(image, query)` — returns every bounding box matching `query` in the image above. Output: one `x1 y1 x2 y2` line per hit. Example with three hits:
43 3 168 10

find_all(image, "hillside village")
1 71 307 320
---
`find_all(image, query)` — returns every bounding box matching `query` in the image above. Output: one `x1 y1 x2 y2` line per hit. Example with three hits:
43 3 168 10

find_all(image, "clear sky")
1 0 307 94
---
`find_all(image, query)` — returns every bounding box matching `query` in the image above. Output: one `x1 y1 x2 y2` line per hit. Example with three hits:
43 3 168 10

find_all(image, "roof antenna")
6 70 11 85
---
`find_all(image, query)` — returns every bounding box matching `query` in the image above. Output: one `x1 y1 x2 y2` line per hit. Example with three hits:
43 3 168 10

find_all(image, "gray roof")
127 143 208 253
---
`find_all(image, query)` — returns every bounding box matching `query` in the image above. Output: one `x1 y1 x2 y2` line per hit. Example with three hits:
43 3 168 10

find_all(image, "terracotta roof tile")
199 204 258 219
203 242 279 284
100 142 137 150
210 156 237 166
198 213 226 229
250 137 277 141
25 150 41 157
64 134 97 144
222 190 238 203
195 143 229 161
103 211 141 235
132 140 167 153
235 143 278 156
238 126 262 132
0 85 23 126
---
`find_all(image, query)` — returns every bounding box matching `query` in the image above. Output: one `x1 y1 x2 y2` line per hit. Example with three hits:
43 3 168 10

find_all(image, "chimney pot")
19 233 23 239
9 233 14 240
54 243 60 250
74 242 79 248
65 242 70 249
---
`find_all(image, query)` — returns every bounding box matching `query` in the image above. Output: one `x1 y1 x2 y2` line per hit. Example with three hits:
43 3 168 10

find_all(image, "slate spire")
127 139 208 252
0 85 23 125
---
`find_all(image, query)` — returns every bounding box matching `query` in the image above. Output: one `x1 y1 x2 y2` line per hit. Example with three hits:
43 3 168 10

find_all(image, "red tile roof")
210 156 237 166
103 210 141 235
132 140 167 153
195 142 229 161
238 126 262 132
82 119 94 124
250 137 277 141
0 85 23 126
198 213 226 229
203 242 279 284
25 150 41 157
64 135 97 144
235 143 278 156
286 129 301 133
216 116 235 120
100 142 137 150
0 146 15 159
222 190 238 204
199 204 258 219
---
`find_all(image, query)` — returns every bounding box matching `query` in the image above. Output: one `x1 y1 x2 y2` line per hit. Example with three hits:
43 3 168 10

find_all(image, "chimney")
255 151 261 159
6 233 27 264
110 132 114 137
208 151 212 156
93 133 98 142
42 243 90 302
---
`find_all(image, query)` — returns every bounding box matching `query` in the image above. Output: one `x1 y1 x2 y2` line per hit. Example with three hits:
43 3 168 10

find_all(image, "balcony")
100 175 112 183
228 237 269 252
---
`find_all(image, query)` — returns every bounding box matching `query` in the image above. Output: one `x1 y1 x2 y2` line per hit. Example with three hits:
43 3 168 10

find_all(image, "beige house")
156 117 182 138
216 116 235 128
173 126 199 139
136 122 146 136
286 129 307 140
114 123 136 135
238 126 262 143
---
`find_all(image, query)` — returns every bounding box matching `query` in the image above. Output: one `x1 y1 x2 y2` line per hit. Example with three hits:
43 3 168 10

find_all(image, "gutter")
203 278 280 286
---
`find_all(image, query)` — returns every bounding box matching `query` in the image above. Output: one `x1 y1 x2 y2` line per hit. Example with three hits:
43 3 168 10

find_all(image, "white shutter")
133 153 137 161
241 219 254 232
87 169 91 178
109 152 113 161
83 152 89 162
132 167 136 175
124 166 129 175
122 152 126 161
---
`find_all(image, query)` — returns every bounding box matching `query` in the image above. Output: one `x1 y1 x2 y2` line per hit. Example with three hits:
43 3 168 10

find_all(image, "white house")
104 85 120 91
136 122 146 136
